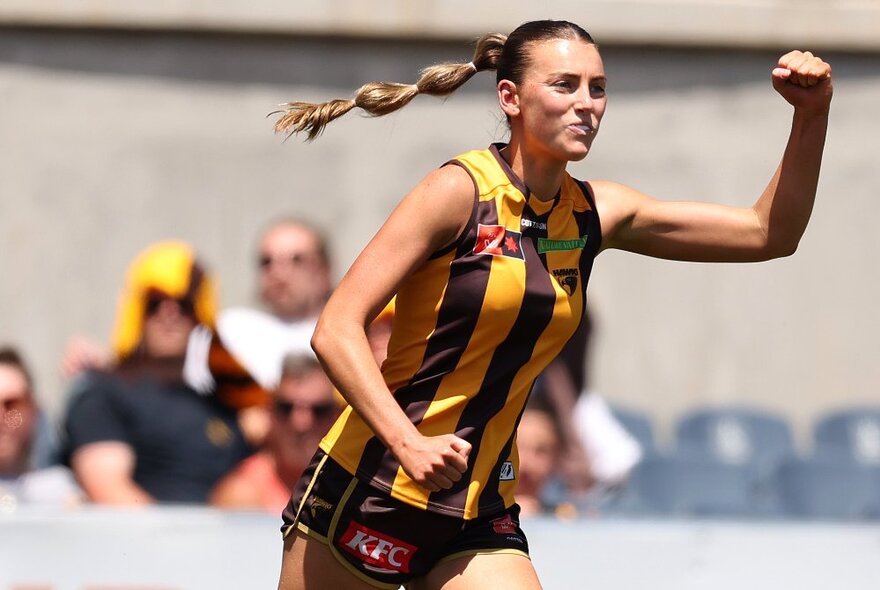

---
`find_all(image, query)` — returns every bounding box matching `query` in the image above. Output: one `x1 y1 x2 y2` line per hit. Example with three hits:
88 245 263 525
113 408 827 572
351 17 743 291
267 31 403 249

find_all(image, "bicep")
595 181 770 262
70 441 139 499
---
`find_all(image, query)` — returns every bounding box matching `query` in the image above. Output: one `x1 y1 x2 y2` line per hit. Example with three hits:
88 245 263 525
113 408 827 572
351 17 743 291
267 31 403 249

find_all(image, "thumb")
450 437 472 459
772 67 791 80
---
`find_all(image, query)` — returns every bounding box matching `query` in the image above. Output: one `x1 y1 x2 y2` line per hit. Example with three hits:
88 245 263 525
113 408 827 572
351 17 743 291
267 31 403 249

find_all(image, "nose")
574 86 594 112
291 407 315 433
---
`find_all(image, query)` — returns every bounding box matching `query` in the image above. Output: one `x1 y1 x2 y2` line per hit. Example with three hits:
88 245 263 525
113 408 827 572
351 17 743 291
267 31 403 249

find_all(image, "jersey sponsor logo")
474 224 525 260
491 514 518 534
520 218 547 231
537 234 588 254
552 268 579 296
499 460 515 481
339 521 417 574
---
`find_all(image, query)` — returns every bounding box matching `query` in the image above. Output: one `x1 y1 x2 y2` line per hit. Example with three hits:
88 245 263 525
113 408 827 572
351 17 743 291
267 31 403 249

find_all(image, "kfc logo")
339 521 417 574
473 224 525 260
491 514 518 534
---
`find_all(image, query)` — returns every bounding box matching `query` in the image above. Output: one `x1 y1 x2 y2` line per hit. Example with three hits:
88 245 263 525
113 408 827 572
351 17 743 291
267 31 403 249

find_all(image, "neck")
501 140 568 202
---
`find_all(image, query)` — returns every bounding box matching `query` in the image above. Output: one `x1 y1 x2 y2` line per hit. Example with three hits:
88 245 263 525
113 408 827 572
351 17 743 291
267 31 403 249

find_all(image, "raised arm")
310 164 475 492
598 50 832 262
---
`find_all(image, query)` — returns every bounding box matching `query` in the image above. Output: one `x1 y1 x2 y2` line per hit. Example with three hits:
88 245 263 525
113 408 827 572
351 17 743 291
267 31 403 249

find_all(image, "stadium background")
2 0 877 449
1 1 878 587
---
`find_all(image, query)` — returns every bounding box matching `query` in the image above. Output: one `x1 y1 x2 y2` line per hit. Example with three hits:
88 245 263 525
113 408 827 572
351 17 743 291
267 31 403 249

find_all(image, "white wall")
1 21 878 447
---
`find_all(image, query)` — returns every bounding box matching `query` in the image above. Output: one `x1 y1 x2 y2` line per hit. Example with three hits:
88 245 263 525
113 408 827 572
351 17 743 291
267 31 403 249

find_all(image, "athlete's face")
501 38 607 162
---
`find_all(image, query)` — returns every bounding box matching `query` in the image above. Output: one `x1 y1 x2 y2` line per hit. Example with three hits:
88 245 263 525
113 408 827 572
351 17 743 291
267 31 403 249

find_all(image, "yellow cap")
112 241 217 360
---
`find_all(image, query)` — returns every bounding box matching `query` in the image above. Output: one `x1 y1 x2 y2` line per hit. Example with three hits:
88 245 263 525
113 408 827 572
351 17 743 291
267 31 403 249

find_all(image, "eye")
552 80 574 91
590 82 607 98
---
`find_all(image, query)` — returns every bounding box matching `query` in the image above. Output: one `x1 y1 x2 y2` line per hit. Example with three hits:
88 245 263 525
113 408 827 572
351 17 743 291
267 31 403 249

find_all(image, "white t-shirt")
573 392 643 486
184 308 317 394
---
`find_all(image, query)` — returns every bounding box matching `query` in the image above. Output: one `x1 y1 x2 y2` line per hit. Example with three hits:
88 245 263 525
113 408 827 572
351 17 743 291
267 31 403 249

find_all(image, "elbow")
310 312 348 363
310 319 332 362
762 236 800 260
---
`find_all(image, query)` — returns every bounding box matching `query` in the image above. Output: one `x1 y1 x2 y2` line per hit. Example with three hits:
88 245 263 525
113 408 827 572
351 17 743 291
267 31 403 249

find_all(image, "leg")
408 552 542 590
278 529 379 590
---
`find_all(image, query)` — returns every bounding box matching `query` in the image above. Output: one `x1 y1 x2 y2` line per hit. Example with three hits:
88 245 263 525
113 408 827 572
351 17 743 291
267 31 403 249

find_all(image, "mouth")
568 123 595 136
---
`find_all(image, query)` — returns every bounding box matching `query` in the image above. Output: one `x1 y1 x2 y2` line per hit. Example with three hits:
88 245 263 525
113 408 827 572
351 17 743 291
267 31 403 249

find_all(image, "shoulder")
584 180 653 246
65 371 126 410
393 162 476 252
417 162 476 205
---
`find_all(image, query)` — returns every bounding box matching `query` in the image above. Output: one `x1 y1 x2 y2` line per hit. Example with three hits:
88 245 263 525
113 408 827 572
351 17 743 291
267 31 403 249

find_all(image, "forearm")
71 442 156 506
311 317 420 453
754 109 830 258
85 480 155 505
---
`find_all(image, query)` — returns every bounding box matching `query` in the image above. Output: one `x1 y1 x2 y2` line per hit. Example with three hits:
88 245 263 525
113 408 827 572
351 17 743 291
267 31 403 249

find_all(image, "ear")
497 80 520 117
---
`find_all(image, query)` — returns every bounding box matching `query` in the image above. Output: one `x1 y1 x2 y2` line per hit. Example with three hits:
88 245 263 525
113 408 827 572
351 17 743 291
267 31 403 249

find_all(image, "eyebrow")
546 71 607 82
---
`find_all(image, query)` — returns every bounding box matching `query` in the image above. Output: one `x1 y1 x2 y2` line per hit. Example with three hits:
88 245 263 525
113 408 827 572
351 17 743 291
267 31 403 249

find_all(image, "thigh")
279 529 380 590
408 552 542 590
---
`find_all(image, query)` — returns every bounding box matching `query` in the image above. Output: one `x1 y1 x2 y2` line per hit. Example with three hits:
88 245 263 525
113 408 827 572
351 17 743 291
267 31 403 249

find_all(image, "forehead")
0 364 30 401
260 224 320 253
276 369 334 401
523 38 604 78
518 411 559 443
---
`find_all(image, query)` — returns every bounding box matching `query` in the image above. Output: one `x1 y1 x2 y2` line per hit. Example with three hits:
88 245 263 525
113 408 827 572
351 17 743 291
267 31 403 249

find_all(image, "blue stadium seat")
674 406 795 474
627 452 768 517
813 407 880 465
610 405 657 457
775 455 880 520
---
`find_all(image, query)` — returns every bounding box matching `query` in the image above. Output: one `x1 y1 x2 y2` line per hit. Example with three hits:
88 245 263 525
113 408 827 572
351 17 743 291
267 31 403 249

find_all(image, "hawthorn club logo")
552 268 579 296
474 224 525 260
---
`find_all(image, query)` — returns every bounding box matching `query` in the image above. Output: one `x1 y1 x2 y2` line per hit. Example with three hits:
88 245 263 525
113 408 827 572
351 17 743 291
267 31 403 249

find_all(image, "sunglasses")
145 293 196 318
1 397 29 413
272 399 337 420
258 252 314 270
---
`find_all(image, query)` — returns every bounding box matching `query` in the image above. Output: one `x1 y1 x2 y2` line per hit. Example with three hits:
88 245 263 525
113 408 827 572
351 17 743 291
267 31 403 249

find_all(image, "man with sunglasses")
215 218 333 393
1 346 82 507
211 352 341 513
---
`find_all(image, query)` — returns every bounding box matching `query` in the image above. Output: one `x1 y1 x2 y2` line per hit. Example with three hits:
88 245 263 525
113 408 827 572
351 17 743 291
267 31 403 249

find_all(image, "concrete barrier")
2 506 879 589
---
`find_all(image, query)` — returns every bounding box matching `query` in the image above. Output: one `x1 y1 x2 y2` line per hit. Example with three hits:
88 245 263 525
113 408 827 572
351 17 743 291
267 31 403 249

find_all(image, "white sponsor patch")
499 460 515 481
521 218 547 231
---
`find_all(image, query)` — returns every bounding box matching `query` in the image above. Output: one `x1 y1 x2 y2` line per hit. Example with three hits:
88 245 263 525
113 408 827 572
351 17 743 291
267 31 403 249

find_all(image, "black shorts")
281 450 530 589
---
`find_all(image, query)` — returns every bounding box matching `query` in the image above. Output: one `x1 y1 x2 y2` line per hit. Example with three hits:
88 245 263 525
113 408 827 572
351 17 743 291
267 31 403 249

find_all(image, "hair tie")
467 62 478 73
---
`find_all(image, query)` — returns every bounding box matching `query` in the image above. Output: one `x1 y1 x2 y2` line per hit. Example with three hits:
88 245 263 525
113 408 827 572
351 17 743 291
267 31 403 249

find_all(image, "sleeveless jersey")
320 143 602 519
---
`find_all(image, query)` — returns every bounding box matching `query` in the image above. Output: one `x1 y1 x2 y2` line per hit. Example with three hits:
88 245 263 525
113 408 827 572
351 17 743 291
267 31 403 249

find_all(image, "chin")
559 145 590 162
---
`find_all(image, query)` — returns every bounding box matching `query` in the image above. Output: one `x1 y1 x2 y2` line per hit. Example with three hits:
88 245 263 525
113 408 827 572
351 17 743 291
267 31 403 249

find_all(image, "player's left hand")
772 50 833 116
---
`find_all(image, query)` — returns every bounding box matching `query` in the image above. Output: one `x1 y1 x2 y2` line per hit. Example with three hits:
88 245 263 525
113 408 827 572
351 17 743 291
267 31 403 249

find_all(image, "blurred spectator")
515 401 564 517
533 307 642 497
60 217 332 394
1 346 81 509
62 241 252 505
58 218 332 443
216 218 333 391
210 352 341 513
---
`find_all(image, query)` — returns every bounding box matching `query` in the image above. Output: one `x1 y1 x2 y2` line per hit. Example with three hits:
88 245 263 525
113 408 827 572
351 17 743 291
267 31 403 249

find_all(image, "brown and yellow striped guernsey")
319 143 602 519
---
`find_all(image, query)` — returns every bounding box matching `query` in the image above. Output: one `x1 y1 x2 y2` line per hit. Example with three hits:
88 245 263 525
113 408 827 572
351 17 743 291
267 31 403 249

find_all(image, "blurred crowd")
4 216 878 520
